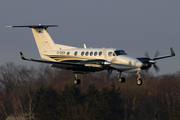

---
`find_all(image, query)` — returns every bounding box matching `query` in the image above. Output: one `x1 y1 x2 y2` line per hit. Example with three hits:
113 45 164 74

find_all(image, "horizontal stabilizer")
6 25 58 29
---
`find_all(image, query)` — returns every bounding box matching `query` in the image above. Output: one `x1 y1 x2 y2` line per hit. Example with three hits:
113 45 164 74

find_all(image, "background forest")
0 63 180 120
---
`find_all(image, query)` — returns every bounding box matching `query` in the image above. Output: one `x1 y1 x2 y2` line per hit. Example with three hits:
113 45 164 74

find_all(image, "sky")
0 0 179 75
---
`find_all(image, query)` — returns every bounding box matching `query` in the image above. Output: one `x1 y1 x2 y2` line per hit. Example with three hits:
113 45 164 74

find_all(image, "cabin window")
67 52 70 55
85 52 89 56
90 51 93 56
81 51 84 56
108 52 112 56
74 51 78 56
94 52 97 56
99 51 102 56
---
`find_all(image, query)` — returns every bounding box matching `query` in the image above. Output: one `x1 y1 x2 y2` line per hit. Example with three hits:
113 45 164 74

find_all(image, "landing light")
104 61 111 65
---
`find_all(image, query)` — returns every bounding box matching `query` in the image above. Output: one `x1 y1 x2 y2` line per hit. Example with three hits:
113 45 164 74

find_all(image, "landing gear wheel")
74 79 81 85
118 77 126 83
137 78 142 86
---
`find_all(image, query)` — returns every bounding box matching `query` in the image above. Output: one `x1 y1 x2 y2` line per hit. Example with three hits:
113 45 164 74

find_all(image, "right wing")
20 52 111 72
20 52 84 68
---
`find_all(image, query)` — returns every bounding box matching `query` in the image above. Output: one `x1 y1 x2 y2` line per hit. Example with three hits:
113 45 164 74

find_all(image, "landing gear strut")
136 68 142 86
118 72 126 83
118 70 143 86
74 74 81 85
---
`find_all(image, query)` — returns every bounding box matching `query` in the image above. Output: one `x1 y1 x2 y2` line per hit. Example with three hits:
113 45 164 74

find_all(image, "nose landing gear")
136 68 142 86
137 78 142 85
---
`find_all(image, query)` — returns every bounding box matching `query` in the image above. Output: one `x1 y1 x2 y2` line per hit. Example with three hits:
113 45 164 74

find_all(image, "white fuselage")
41 48 143 72
8 26 143 73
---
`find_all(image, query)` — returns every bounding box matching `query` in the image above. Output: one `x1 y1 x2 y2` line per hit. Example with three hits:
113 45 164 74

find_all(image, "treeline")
0 63 180 120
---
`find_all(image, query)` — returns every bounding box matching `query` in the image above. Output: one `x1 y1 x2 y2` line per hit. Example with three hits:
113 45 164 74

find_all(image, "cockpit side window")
114 50 127 56
108 52 116 56
113 53 116 56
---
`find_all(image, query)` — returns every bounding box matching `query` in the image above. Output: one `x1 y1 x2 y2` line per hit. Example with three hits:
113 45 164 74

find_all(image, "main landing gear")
118 69 143 86
118 72 126 83
74 74 81 85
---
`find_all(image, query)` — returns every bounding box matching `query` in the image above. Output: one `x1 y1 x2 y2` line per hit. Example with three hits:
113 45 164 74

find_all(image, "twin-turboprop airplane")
7 25 175 85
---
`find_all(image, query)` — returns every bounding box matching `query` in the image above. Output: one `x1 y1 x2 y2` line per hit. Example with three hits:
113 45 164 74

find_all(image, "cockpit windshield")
114 50 127 56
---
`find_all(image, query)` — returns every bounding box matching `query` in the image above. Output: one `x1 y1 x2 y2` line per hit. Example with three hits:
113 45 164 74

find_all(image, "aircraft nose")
135 60 143 68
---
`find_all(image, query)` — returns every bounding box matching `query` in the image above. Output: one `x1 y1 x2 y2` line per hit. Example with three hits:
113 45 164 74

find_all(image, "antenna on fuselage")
83 44 87 49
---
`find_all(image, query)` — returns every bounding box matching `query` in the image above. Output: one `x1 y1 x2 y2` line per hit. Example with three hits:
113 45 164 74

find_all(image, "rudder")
31 27 58 52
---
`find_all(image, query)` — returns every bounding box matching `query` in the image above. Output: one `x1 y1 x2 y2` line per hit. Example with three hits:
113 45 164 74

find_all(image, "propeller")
139 48 175 72
143 50 160 72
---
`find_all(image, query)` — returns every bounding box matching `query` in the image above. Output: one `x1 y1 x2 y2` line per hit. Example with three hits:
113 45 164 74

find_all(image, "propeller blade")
142 50 161 73
154 50 160 58
153 64 159 73
144 51 150 58
107 69 113 77
145 68 149 73
107 69 113 74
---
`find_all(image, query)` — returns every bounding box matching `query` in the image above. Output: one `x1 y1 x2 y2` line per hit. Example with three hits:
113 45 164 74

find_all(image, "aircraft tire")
118 77 125 83
137 78 142 86
74 79 81 85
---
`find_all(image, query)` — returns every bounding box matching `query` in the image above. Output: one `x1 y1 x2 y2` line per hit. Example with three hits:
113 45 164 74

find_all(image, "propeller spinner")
144 50 160 72
138 51 159 72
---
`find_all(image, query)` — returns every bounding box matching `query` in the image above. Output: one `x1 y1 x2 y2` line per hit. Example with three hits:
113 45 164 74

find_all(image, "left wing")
20 52 111 72
153 47 175 60
137 47 175 72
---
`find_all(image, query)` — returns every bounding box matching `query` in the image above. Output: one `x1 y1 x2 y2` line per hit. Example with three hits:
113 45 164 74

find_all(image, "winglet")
153 47 176 60
170 47 175 56
20 52 26 60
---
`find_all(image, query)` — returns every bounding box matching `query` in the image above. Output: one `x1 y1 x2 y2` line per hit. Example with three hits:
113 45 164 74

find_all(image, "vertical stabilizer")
7 25 59 60
31 28 58 52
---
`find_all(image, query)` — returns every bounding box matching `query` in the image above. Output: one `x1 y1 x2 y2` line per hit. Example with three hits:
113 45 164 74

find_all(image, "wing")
20 52 111 72
153 47 175 60
137 47 175 71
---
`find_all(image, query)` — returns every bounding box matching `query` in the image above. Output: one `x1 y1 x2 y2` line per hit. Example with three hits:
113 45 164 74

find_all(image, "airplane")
6 25 175 85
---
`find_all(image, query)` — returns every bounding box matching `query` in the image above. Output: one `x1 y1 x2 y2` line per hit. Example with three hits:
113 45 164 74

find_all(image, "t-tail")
6 25 76 61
